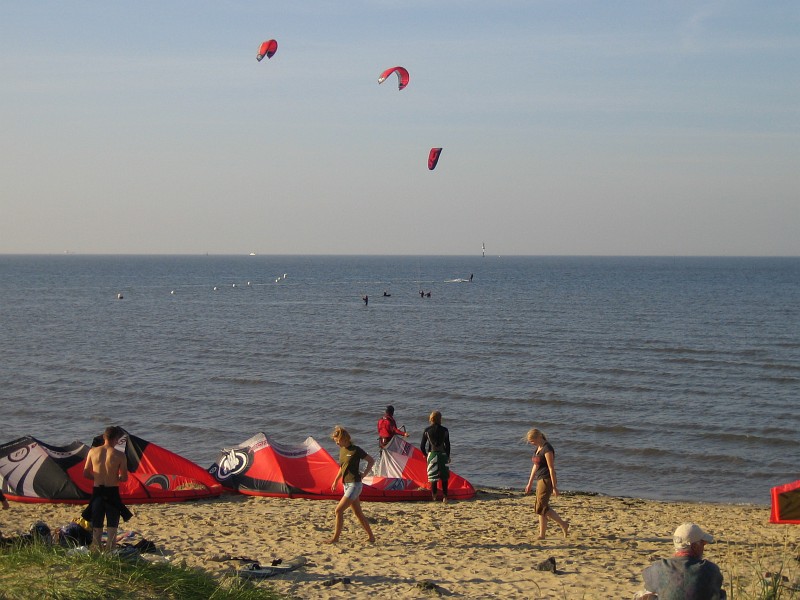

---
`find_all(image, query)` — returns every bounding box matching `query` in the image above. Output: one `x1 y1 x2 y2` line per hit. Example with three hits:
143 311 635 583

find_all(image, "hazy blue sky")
1 1 798 255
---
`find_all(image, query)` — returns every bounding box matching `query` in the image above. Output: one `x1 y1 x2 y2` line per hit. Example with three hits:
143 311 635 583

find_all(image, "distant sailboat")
249 252 256 256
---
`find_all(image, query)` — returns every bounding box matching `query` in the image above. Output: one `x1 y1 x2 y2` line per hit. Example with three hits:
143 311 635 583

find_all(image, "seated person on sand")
82 426 130 552
634 522 726 600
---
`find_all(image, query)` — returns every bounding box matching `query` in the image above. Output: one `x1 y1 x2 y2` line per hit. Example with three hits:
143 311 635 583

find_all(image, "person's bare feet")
442 497 448 505
325 538 339 544
367 536 375 543
562 521 570 537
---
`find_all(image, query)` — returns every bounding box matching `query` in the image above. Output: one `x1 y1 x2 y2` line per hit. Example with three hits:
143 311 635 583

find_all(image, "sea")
1 255 798 505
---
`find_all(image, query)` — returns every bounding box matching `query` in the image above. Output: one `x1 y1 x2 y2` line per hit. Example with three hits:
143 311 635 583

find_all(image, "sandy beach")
3 490 798 599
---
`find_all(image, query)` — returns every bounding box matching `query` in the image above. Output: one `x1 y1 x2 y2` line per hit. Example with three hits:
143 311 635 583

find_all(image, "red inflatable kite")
0 431 222 504
428 148 443 170
378 66 410 90
257 39 278 61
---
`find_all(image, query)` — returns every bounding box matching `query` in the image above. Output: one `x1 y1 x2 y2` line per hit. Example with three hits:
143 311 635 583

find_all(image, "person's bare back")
84 444 127 486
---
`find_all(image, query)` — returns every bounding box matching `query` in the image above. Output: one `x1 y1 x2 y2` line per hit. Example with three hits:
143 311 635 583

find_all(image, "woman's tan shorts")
534 478 553 515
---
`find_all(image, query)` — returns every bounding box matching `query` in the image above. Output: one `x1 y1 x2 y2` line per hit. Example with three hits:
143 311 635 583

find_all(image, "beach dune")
3 490 798 599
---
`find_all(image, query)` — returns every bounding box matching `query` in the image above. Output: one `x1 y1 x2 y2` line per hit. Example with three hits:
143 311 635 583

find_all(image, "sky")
1 1 798 256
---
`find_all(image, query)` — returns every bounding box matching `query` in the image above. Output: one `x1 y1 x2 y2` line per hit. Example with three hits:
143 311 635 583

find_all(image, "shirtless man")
83 426 129 551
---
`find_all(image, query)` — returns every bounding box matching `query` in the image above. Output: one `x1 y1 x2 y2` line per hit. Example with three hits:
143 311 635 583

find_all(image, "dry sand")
4 490 799 599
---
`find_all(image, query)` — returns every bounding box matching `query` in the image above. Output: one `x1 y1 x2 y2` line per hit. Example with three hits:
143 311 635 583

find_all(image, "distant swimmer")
363 295 369 305
426 291 431 298
383 290 391 297
419 290 424 298
116 293 123 300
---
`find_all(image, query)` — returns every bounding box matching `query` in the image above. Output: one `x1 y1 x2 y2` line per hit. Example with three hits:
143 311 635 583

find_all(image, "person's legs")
90 494 105 551
430 480 439 501
106 527 119 551
546 508 569 536
535 479 553 539
350 500 374 542
326 496 354 544
92 527 103 550
538 513 548 539
104 499 121 552
441 476 449 504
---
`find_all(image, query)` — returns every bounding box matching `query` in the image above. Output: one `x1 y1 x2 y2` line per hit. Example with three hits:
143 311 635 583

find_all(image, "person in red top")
377 405 409 448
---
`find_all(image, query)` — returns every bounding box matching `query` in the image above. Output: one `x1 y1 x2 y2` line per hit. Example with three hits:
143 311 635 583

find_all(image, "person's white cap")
673 523 714 550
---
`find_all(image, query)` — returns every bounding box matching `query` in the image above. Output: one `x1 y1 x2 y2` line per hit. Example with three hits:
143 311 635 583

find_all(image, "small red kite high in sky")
257 39 278 61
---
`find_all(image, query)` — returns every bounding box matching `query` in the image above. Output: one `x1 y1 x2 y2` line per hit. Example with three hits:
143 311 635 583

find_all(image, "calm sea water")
1 255 797 504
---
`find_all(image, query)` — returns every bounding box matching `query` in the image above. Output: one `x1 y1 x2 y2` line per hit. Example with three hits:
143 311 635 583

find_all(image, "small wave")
587 424 640 434
207 375 279 387
757 375 800 384
701 431 799 448
760 362 800 373
161 423 221 436
648 346 719 356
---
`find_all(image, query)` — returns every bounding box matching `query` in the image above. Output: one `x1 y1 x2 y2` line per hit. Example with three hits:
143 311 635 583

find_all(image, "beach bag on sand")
29 521 52 544
57 521 92 547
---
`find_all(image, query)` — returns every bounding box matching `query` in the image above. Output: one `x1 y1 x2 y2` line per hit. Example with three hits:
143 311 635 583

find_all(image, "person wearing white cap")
635 522 726 600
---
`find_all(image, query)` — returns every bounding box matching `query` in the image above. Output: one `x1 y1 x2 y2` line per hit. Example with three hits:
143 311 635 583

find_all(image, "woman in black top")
327 426 375 544
524 428 569 539
421 411 451 503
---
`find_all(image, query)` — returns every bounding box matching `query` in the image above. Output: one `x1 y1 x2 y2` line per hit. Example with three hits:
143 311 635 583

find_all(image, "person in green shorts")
421 410 451 503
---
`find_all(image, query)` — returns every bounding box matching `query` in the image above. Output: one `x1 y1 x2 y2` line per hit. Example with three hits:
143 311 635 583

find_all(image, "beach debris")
322 576 351 586
414 580 442 595
209 554 258 562
236 556 307 579
536 556 557 573
762 572 800 593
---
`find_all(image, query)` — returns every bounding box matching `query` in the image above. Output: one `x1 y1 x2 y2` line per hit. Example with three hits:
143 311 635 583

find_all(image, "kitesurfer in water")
377 405 409 448
524 428 569 540
327 426 375 544
362 295 368 305
82 426 130 552
421 411 450 503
